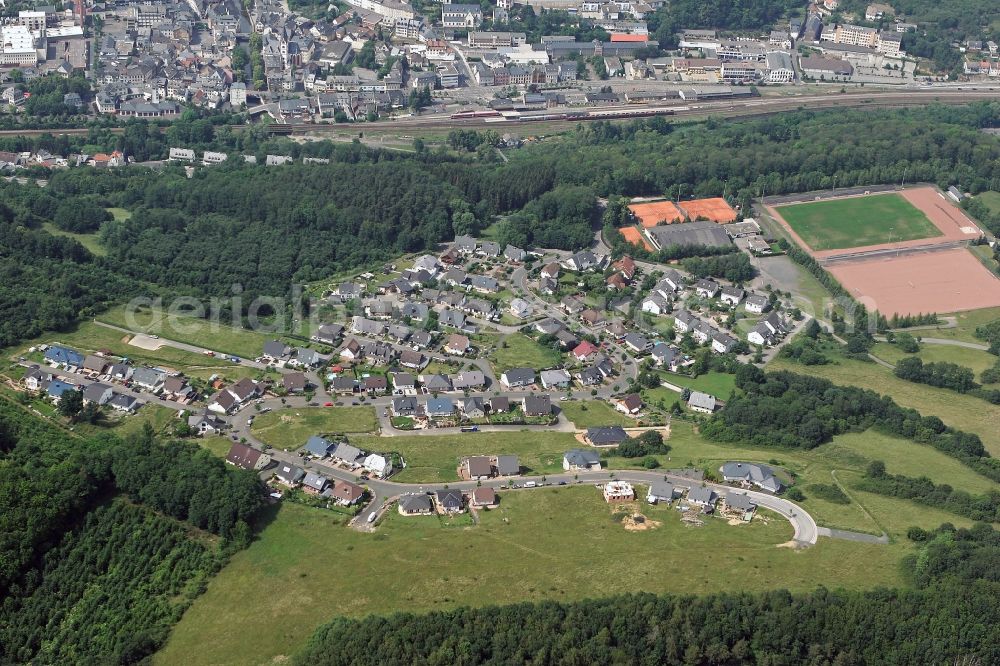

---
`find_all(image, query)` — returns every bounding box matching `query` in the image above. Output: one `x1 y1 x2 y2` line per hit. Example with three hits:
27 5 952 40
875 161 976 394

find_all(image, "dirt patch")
828 247 1000 316
128 334 165 350
622 513 662 531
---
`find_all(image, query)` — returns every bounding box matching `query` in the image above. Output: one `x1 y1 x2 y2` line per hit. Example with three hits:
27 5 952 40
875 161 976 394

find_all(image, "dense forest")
2 104 1000 350
0 400 264 662
296 524 1000 665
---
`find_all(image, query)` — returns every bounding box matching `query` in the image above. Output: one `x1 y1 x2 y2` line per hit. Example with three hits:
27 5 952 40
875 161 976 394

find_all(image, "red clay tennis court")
619 225 655 251
629 201 684 228
677 197 738 223
827 248 1000 316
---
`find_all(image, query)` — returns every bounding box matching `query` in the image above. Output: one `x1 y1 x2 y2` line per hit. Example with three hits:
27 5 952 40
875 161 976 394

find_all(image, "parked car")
324 402 334 407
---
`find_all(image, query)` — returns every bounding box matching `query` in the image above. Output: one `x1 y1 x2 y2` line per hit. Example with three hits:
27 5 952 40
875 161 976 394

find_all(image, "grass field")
351 430 578 483
491 333 563 374
976 191 1000 215
157 491 909 666
559 400 634 428
41 222 107 257
4 320 237 374
906 306 1000 345
775 194 941 251
97 304 276 360
659 371 738 397
767 354 1000 457
251 407 378 449
871 342 999 377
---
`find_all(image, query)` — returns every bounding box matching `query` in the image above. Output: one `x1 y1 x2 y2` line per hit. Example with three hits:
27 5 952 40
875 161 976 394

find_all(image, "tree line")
858 460 1000 523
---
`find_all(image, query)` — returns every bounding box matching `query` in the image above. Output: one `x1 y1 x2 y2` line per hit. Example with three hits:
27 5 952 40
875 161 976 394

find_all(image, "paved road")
816 526 889 544
876 335 989 351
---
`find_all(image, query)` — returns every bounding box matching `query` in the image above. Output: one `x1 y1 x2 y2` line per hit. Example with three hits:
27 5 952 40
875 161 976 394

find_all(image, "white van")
524 481 537 488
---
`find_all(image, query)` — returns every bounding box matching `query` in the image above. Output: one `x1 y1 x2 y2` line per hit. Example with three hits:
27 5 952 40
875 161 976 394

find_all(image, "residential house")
501 368 536 388
573 340 599 362
465 455 494 479
624 332 652 354
461 397 486 418
82 383 114 406
363 453 392 477
561 295 584 314
133 367 168 393
563 448 602 470
585 425 629 447
444 334 471 356
469 275 499 294
612 256 637 281
426 396 455 418
226 442 271 471
163 375 196 402
478 241 501 258
410 330 433 349
47 380 77 402
580 309 607 328
328 480 365 505
304 435 336 458
541 262 561 280
694 279 720 298
723 492 756 520
720 462 783 492
339 339 362 361
291 348 323 368
510 298 533 319
641 292 671 316
687 391 717 414
391 396 419 417
748 321 777 346
686 486 717 508
615 393 643 415
496 454 520 476
720 286 745 306
522 395 551 417
352 316 386 338
399 350 426 370
452 370 486 391
44 346 84 368
398 493 434 515
471 486 498 508
302 472 330 494
711 330 738 354
504 245 526 262
535 318 563 336
82 354 110 377
540 368 571 389
488 396 510 413
108 393 139 413
651 343 679 370
282 371 308 393
603 481 635 502
391 372 417 393
262 340 291 362
109 362 134 382
745 293 769 314
646 482 677 504
22 365 52 391
563 250 600 272
363 375 388 394
189 409 228 436
330 377 359 395
332 443 363 466
435 488 465 513
275 462 305 487
422 374 452 393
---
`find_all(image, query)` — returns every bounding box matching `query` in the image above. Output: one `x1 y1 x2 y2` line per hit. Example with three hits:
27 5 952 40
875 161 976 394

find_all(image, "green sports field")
775 193 942 251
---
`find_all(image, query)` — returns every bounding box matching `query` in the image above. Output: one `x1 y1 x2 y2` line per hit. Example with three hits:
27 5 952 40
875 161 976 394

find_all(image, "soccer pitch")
775 193 943 251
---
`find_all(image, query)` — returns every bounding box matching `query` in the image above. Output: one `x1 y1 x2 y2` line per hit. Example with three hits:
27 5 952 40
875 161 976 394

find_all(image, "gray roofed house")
82 382 114 405
624 332 652 353
478 241 501 257
534 317 563 335
563 250 600 271
501 368 536 388
132 367 166 391
399 302 429 321
461 397 486 418
441 268 468 286
398 493 433 514
720 285 745 305
720 462 783 493
724 492 757 517
304 435 336 458
435 488 465 512
314 323 345 343
585 425 629 446
391 372 417 390
646 220 732 250
563 448 602 470
352 316 385 337
539 368 571 389
647 481 676 503
422 374 452 392
452 370 486 390
331 377 359 394
651 343 679 368
468 275 499 293
465 455 493 478
439 309 467 329
302 472 329 493
504 244 526 262
711 330 738 354
276 463 306 486
687 391 717 413
488 396 510 413
694 279 720 298
745 293 770 314
332 443 363 464
292 347 323 367
426 396 455 417
496 455 520 476
522 395 551 417
454 235 477 254
748 321 777 346
409 330 433 349
686 486 717 507
391 396 419 416
108 393 139 412
263 340 291 360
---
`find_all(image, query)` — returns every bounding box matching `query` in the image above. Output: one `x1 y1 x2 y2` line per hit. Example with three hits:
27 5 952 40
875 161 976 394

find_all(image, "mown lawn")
351 430 578 483
251 407 379 449
157 490 909 666
560 400 634 428
491 333 563 374
659 371 738 397
97 304 275 360
975 190 1000 215
767 354 1000 457
913 306 1000 345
